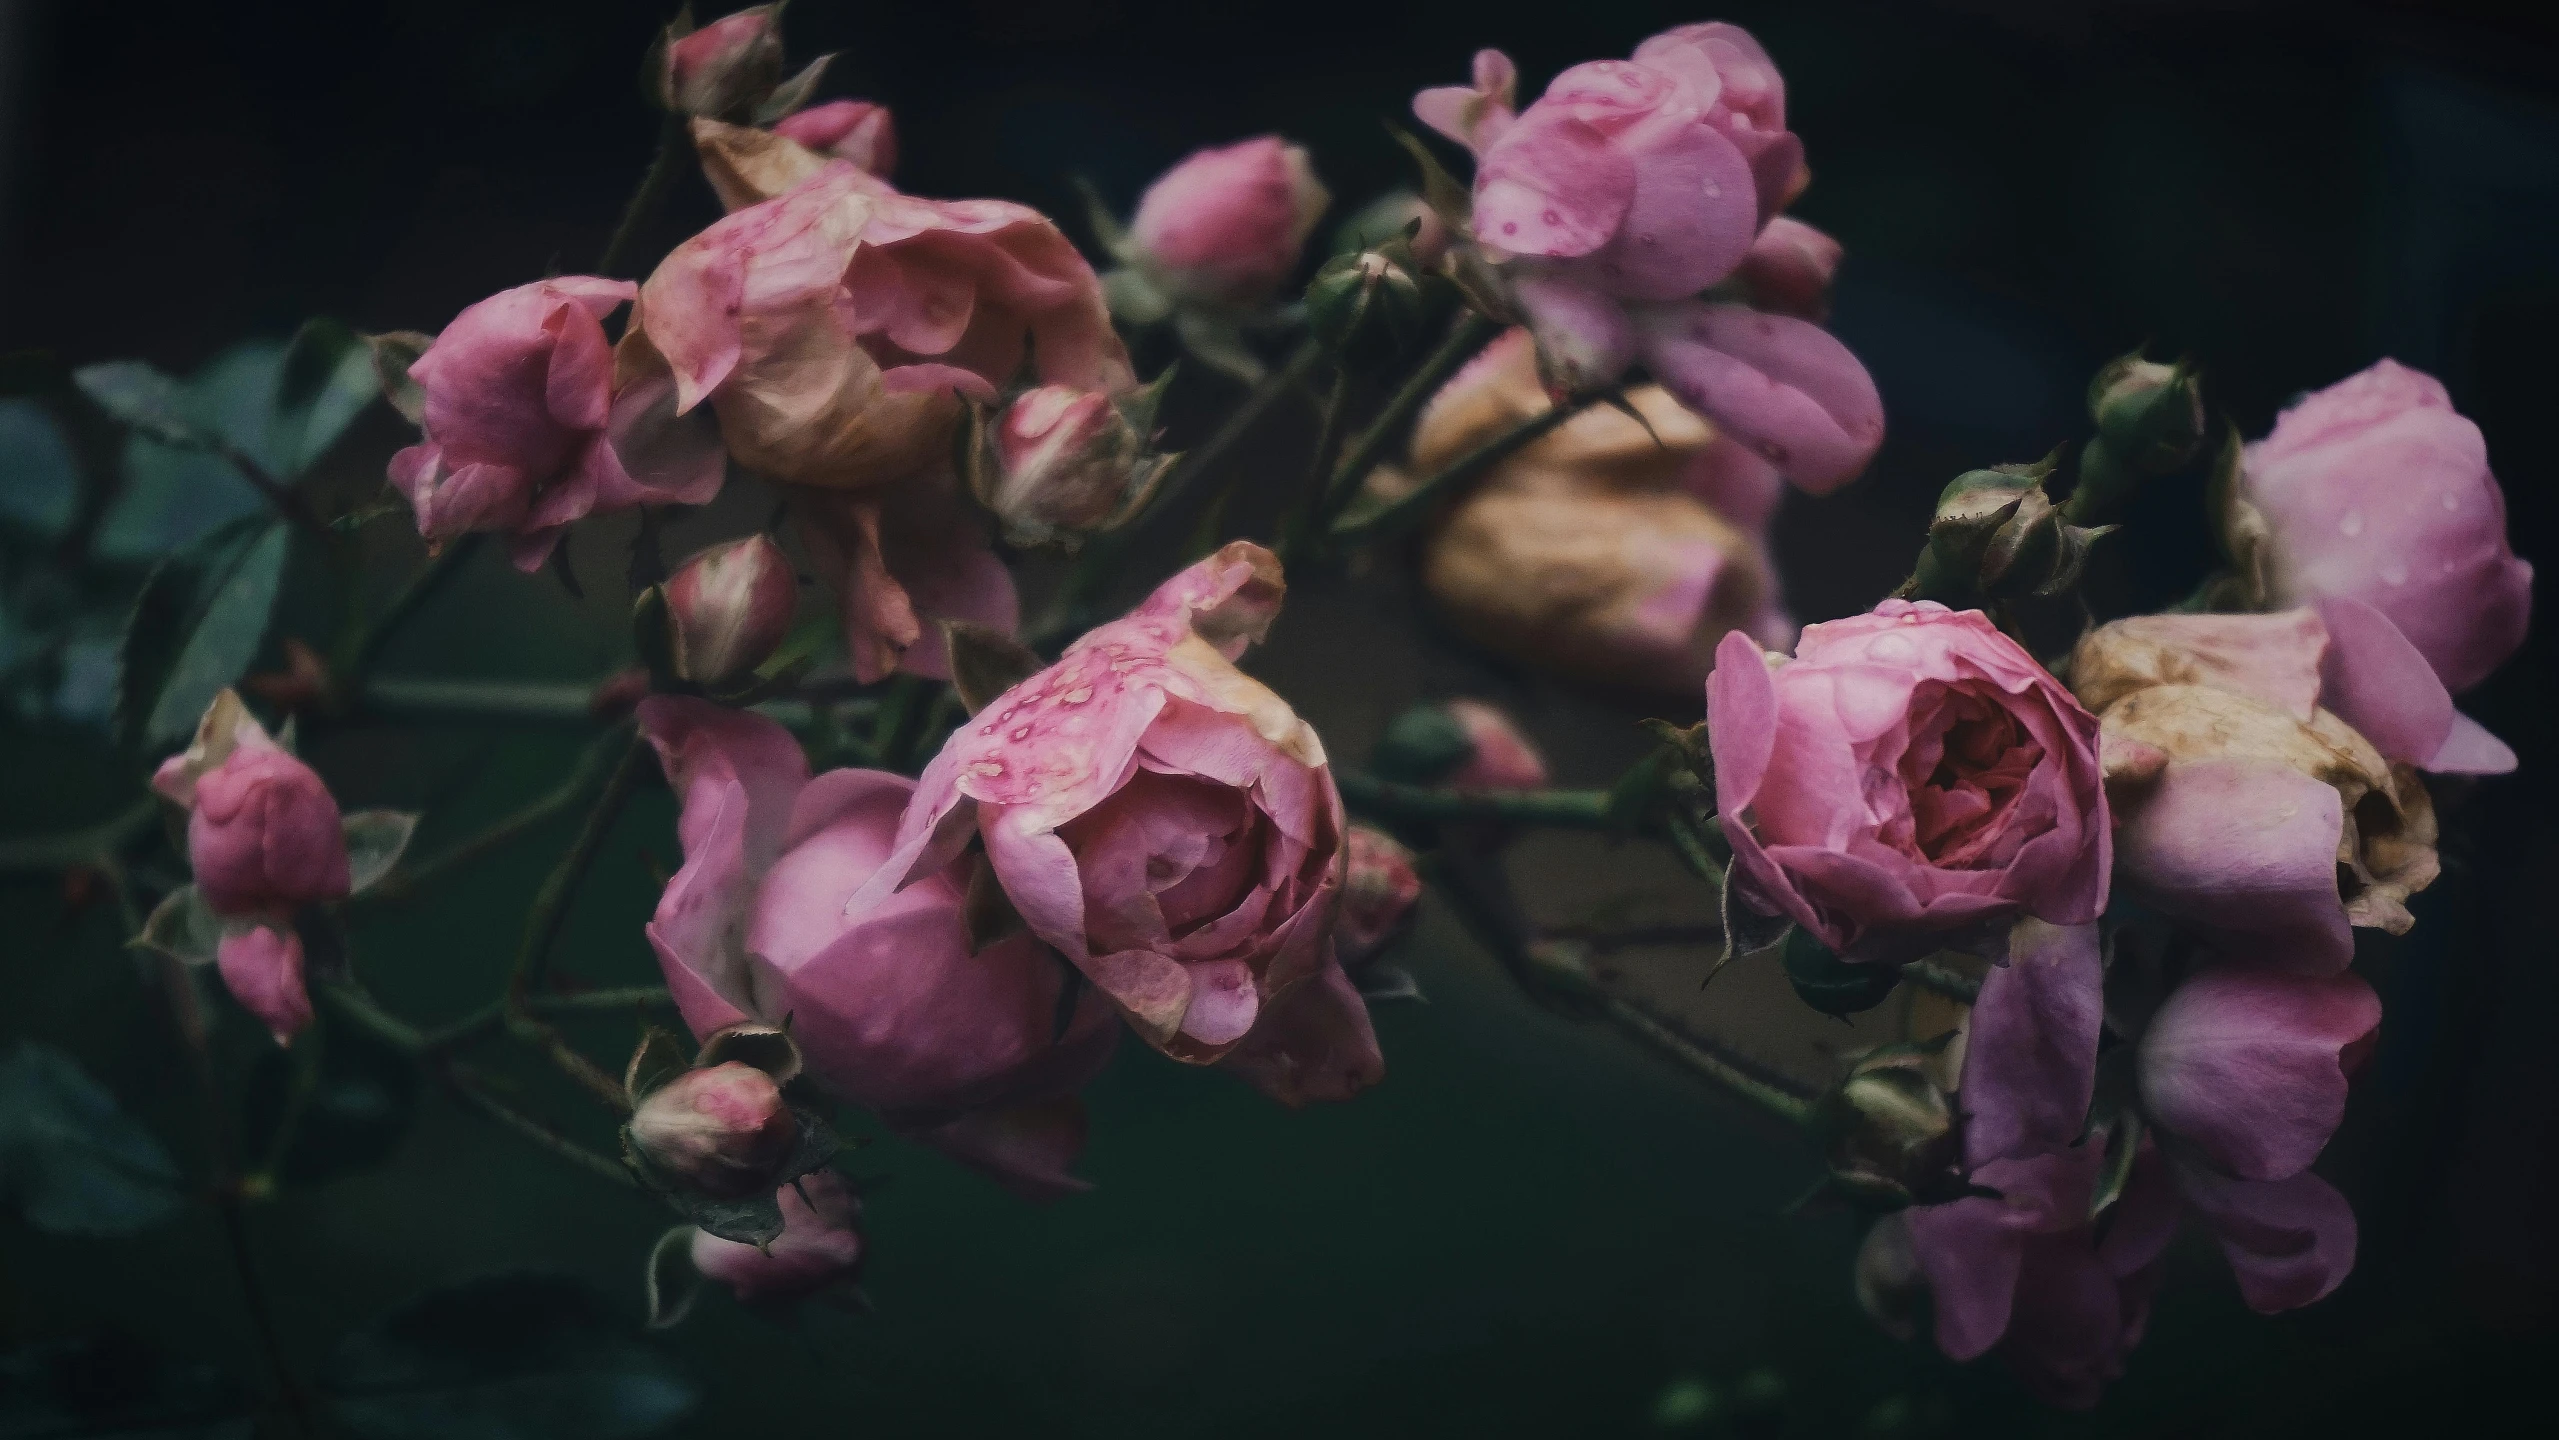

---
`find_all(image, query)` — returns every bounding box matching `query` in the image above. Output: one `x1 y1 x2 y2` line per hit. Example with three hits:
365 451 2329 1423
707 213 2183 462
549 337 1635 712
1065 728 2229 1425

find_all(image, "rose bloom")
151 689 352 1044
1127 136 1330 307
639 696 1117 1199
1413 26 1879 492
629 158 1130 680
2242 358 2531 695
845 544 1383 1106
388 277 726 570
1705 603 2109 961
1397 329 1791 695
690 1169 864 1304
625 1060 799 1199
2071 609 2454 975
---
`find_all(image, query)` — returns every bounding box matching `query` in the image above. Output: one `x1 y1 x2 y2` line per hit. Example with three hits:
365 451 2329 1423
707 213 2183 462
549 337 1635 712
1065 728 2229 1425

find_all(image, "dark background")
4 1 2557 1436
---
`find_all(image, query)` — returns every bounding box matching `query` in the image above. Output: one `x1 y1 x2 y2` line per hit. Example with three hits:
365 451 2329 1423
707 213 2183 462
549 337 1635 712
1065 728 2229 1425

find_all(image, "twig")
350 534 484 681
1278 365 1352 562
1331 392 1601 546
423 987 676 1053
213 440 332 541
363 724 637 904
1600 994 1815 1127
1902 958 1982 1005
1319 309 1500 524
503 727 652 1111
1336 770 1618 830
597 110 693 280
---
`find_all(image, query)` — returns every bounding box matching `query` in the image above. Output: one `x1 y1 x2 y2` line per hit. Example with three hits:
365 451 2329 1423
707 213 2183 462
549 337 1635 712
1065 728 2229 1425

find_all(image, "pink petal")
2137 966 2380 1182
1219 960 1386 1106
2114 759 2352 976
2176 1163 2358 1313
216 924 313 1045
2428 711 2517 775
1639 302 1885 494
906 1098 1097 1202
1961 920 2104 1164
1470 107 1635 259
2312 596 2454 769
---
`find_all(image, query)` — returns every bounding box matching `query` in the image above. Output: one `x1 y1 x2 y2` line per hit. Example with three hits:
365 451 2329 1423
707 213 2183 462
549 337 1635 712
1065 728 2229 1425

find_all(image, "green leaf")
74 360 221 450
241 1013 420 1187
0 1331 254 1439
271 317 381 476
341 811 421 896
91 340 284 561
0 398 81 539
622 1029 694 1104
130 884 223 966
0 1043 187 1237
117 515 292 752
941 620 1043 716
1781 928 1897 1018
324 1273 699 1440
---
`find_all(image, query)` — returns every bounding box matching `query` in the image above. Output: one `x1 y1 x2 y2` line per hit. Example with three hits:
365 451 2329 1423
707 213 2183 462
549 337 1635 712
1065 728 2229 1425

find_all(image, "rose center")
1895 684 2044 868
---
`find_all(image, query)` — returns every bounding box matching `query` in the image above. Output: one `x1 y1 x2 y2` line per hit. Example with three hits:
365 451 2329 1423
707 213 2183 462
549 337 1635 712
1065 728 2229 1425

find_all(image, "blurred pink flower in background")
690 1169 865 1303
1128 136 1331 307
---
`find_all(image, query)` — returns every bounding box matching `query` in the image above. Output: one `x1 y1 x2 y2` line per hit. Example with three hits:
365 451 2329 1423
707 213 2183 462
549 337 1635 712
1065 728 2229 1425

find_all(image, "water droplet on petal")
1502 221 1519 235
1542 208 1562 225
2339 510 2364 537
2441 492 2461 512
2380 560 2408 586
1702 180 1723 199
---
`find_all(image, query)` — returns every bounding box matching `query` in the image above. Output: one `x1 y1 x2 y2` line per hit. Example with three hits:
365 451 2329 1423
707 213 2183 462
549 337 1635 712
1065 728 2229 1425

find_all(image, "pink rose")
2070 610 2457 976
1705 603 2110 962
639 697 1116 1199
630 161 1130 679
1413 27 1882 494
789 472 1018 684
848 544 1383 1105
388 278 726 571
151 690 351 1044
690 1169 863 1304
2244 359 2531 695
770 99 895 177
978 383 1166 543
1128 136 1331 307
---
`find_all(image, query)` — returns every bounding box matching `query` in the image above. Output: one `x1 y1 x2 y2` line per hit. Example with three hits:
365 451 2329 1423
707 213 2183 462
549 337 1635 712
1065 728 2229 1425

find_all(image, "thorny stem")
1329 392 1601 546
320 983 639 1188
214 440 332 541
424 987 676 1053
1318 310 1501 525
1598 995 1816 1127
1902 958 1983 1005
597 110 693 280
363 724 638 904
349 534 484 683
1278 366 1353 563
1335 770 1619 831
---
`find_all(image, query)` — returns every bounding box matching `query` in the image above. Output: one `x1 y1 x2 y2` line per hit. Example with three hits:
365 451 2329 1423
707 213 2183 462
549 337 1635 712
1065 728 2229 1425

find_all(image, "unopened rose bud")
1338 827 1423 968
976 384 1169 544
1442 699 1550 791
1816 1043 1965 1210
659 6 787 120
1129 136 1330 307
663 535 798 688
1333 190 1451 270
628 1061 800 1199
691 1169 864 1303
2089 353 2204 473
1306 249 1431 367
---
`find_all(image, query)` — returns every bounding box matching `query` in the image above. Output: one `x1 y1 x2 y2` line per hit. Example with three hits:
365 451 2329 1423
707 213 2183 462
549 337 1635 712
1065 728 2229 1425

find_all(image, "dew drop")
2339 510 2364 537
1010 727 1031 740
1542 208 1562 225
2441 492 2461 512
2380 560 2408 586
1702 180 1723 199
1502 221 1519 235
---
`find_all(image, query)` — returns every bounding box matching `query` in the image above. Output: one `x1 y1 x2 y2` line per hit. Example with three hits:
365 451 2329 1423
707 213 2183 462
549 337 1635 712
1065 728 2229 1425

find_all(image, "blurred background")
3 0 2555 1435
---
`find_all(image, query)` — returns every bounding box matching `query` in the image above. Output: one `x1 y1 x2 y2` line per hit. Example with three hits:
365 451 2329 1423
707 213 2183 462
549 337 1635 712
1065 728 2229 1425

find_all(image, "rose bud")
690 1169 864 1304
1705 604 2110 963
1333 189 1450 270
1399 330 1792 694
2088 353 2205 473
1337 827 1422 968
846 543 1383 1106
1816 1042 1965 1210
977 384 1169 544
640 697 1117 1200
627 1061 800 1198
1128 136 1331 307
2071 610 2444 973
770 98 895 177
2241 358 2532 695
1731 216 1842 321
1442 700 1549 792
663 535 798 688
390 278 726 571
660 5 791 122
150 690 351 1045
1304 249 1431 366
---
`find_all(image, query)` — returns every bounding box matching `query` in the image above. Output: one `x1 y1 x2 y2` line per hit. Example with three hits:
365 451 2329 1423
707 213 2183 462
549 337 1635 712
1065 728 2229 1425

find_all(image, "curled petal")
1470 108 1635 260
1220 961 1386 1107
216 924 313 1046
1639 302 1885 494
1961 920 2104 1165
2138 966 2380 1182
2177 1163 2358 1313
2113 758 2353 976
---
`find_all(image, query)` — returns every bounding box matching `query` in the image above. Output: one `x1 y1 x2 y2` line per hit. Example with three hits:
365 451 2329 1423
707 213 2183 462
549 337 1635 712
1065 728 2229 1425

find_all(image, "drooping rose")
690 1169 864 1303
1412 26 1882 493
1395 329 1792 694
977 383 1168 545
772 99 896 177
2071 611 2446 974
639 696 1116 1199
1126 137 1330 308
659 6 788 121
627 159 1129 679
387 278 726 570
2242 359 2531 695
1705 604 2110 962
150 690 353 1044
846 544 1382 1105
